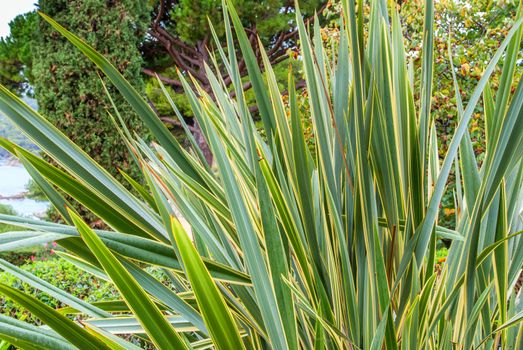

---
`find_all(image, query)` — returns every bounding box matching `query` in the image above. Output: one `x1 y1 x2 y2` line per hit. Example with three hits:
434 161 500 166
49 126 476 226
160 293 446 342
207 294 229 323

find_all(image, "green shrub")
0 258 116 324
0 246 51 266
0 1 521 349
31 0 150 223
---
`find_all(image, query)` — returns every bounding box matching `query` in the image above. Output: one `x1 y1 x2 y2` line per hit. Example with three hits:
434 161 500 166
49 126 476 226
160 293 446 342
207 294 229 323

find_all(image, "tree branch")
142 68 183 88
268 2 330 57
153 0 165 26
160 116 197 132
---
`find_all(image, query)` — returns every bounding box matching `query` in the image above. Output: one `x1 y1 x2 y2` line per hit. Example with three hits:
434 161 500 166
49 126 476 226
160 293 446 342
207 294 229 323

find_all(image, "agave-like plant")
0 0 522 348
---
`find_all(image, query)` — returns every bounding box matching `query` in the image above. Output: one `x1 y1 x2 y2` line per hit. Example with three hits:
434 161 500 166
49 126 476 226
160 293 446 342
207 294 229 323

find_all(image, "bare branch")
268 2 330 57
153 0 165 26
267 31 286 56
142 68 183 88
269 51 290 66
160 117 197 132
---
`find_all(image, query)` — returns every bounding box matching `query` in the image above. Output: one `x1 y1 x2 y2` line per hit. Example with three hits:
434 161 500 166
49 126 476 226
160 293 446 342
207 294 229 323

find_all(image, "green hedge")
0 258 116 324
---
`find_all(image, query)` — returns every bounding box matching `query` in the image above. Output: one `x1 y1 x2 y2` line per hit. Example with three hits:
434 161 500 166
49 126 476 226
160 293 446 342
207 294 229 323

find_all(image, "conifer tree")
32 0 150 222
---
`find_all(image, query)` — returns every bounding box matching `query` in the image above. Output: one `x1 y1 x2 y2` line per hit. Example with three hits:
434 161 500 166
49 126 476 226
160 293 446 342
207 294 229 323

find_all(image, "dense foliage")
144 0 326 92
305 0 523 229
0 1 521 350
0 258 116 323
401 0 522 228
0 12 36 96
31 0 151 221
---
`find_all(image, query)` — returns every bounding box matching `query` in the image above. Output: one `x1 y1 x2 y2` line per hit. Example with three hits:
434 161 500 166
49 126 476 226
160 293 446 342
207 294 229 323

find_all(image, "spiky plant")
0 0 522 349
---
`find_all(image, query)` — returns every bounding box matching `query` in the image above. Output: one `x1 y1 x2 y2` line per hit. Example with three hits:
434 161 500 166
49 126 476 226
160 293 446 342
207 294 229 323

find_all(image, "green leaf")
0 258 109 318
0 284 111 349
69 209 190 350
85 316 197 334
0 315 75 350
171 217 246 350
38 12 202 184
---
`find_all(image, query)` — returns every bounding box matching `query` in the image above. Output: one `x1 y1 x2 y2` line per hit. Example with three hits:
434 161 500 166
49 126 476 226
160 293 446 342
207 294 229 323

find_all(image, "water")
0 164 50 217
0 198 50 217
0 165 31 196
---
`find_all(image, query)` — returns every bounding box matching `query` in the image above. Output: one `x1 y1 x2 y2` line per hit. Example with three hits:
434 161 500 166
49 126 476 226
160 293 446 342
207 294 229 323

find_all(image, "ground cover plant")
0 0 522 349
0 257 116 323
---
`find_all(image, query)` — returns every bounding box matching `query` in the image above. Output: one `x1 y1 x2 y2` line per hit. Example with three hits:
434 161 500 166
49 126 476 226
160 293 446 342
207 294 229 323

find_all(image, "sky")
0 1 36 38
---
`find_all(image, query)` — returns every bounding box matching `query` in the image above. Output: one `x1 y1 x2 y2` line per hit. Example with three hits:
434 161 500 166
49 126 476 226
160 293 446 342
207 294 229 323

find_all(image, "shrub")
31 0 150 223
0 1 521 349
0 246 52 266
0 257 116 324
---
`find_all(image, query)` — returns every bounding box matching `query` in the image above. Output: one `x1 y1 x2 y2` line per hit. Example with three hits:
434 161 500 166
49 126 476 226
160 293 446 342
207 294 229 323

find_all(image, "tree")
31 0 150 223
143 0 327 93
0 12 37 95
143 0 328 163
398 0 521 228
0 0 329 165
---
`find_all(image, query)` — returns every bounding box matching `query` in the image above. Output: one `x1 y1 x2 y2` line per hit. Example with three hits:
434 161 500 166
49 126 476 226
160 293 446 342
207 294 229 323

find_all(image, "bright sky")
0 1 36 38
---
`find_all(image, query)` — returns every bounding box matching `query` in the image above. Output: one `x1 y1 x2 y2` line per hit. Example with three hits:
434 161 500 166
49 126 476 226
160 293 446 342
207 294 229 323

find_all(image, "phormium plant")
0 0 522 349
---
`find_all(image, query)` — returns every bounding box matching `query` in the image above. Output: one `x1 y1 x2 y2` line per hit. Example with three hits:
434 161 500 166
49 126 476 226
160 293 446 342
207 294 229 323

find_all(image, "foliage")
142 0 327 138
400 0 522 228
0 205 17 234
172 0 321 43
316 0 523 229
0 0 328 167
0 98 39 160
144 0 326 86
0 255 168 327
0 12 37 96
0 1 522 349
0 257 116 324
0 246 54 267
30 0 151 222
145 0 328 162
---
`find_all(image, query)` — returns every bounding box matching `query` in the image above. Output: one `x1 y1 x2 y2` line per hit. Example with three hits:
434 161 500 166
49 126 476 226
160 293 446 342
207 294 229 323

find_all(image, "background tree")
31 0 150 223
142 0 328 163
399 0 521 229
1 1 329 164
0 12 37 96
143 0 327 93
